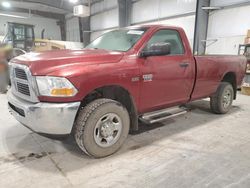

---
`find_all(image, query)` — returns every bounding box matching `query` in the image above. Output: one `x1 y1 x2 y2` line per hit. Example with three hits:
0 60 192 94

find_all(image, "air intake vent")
15 68 28 80
8 102 25 117
16 82 30 96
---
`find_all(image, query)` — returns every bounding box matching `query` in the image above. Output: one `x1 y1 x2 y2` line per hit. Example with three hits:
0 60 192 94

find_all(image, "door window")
146 29 184 55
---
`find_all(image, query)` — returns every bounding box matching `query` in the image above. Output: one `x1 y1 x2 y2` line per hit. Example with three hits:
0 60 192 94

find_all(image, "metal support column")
57 19 66 41
118 0 132 27
79 16 90 46
193 0 210 55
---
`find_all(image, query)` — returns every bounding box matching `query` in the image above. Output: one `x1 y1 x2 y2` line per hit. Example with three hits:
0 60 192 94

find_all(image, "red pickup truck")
7 25 246 158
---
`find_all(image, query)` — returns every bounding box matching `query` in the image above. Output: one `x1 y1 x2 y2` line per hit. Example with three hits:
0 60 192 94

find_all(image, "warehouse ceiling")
0 0 96 20
14 0 91 12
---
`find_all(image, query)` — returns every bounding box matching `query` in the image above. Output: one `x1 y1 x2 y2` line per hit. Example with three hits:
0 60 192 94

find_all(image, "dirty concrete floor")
0 93 250 188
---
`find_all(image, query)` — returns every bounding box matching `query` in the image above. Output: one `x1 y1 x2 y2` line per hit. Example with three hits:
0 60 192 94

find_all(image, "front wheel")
210 82 234 114
74 98 130 158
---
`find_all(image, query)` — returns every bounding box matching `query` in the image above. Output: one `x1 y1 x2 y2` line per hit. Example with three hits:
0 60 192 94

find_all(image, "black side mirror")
140 42 171 57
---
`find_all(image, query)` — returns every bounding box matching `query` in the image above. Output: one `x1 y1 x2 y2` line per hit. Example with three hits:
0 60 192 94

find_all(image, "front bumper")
7 90 80 135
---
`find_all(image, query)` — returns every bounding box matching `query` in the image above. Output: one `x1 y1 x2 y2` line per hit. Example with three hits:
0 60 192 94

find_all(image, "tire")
74 98 130 158
210 82 234 114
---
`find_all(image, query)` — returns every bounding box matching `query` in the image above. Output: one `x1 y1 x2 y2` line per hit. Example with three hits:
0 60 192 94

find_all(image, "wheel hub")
223 89 232 108
94 113 122 148
100 122 116 137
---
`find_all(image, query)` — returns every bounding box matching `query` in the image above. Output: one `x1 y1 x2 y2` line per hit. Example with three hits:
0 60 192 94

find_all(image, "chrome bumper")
7 90 80 135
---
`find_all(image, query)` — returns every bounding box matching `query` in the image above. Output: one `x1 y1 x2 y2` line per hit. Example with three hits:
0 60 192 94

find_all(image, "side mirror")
140 42 171 57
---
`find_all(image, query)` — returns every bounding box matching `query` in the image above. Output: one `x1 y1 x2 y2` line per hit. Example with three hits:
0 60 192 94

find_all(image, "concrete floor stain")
0 152 54 163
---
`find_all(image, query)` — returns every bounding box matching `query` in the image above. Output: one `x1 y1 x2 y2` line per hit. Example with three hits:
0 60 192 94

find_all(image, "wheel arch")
221 72 237 99
76 85 138 132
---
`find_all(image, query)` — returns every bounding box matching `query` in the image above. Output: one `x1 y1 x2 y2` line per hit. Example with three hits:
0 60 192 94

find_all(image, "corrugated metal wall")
206 0 250 54
90 0 118 41
131 0 196 48
66 16 81 42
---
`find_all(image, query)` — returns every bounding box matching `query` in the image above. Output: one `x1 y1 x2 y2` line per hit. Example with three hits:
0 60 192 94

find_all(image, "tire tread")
210 82 233 114
74 98 115 156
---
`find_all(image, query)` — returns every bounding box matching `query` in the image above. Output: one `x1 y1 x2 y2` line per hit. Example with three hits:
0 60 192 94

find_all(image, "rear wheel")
74 98 130 158
210 82 234 114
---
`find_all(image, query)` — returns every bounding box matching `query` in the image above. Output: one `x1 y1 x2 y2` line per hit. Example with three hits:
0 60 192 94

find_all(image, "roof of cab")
127 24 183 30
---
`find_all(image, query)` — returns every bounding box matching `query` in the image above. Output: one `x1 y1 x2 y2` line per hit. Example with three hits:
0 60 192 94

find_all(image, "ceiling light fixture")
202 6 223 10
69 0 78 3
1 1 11 8
0 13 28 19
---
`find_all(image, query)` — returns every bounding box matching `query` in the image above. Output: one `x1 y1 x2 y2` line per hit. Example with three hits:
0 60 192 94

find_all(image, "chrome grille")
15 68 28 80
16 82 31 96
9 63 39 103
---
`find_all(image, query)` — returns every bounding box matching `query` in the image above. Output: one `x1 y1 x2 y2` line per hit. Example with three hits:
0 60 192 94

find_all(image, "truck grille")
16 82 31 96
9 63 39 103
15 68 28 80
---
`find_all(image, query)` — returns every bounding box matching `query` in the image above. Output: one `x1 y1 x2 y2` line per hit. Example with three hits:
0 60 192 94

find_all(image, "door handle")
179 62 189 68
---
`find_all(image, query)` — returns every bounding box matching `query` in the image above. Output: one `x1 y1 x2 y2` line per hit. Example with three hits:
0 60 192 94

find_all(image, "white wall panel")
210 0 250 6
206 36 245 54
131 0 196 24
91 0 117 14
90 8 118 31
66 17 80 42
206 5 250 54
90 0 118 40
131 0 159 24
0 11 61 40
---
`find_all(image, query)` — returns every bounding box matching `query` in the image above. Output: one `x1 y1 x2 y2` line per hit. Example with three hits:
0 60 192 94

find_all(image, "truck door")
139 29 195 112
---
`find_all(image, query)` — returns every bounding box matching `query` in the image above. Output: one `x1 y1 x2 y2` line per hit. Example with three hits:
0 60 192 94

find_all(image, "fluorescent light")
0 13 28 19
69 0 78 3
1 1 11 8
202 6 222 10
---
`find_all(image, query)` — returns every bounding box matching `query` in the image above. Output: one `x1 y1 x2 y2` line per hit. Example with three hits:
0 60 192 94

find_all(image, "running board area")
140 106 189 124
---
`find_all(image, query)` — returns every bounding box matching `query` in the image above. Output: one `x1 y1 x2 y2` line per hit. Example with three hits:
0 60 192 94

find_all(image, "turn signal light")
51 88 75 96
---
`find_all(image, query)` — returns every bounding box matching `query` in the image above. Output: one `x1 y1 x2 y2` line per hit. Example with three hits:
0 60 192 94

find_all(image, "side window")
146 29 184 55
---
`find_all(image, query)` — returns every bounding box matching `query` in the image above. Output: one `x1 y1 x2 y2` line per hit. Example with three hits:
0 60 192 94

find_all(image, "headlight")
36 76 78 97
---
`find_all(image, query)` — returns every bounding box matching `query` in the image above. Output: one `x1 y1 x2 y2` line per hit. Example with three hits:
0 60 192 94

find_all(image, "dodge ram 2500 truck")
7 25 247 158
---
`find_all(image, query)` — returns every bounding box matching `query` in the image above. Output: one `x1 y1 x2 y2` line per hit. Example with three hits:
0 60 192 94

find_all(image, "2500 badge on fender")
8 25 247 158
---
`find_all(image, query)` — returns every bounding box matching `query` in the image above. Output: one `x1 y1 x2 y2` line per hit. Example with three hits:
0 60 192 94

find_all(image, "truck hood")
11 49 124 76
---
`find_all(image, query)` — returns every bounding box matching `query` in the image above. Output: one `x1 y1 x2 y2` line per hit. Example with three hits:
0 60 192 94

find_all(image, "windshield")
86 28 148 52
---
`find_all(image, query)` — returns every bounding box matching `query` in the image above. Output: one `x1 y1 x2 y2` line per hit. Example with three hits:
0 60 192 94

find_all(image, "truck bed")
191 55 247 100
